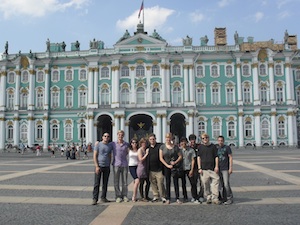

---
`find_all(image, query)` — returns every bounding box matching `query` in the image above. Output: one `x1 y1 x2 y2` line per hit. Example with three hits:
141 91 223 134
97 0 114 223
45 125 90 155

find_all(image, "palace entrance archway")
129 114 153 141
96 115 112 141
170 113 186 144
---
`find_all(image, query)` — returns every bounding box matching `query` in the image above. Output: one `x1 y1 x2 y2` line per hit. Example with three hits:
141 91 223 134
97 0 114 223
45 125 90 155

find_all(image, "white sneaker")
194 199 200 204
191 198 195 202
199 197 204 203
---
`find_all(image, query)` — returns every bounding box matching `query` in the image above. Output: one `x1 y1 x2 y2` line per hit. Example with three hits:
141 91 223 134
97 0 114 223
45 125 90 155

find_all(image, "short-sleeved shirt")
95 142 113 167
148 143 163 172
197 143 218 170
181 147 196 171
160 144 181 165
217 144 232 171
112 141 129 167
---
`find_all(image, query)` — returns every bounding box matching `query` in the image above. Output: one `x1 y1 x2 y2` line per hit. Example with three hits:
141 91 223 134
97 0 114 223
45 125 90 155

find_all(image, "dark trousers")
190 171 204 199
183 170 198 199
92 166 110 201
164 167 180 200
139 178 150 199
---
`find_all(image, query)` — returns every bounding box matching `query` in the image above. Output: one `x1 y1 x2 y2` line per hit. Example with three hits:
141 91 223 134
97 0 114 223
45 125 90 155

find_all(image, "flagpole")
143 0 145 27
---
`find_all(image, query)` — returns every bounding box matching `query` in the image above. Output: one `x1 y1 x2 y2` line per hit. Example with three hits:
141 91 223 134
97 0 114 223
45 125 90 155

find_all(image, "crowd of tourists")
92 130 233 205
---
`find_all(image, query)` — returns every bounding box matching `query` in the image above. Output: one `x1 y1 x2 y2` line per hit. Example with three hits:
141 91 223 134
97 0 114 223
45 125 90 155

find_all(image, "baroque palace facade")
0 23 300 150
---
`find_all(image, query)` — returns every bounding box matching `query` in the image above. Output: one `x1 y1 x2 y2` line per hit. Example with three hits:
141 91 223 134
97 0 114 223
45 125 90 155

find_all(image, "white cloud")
0 0 90 19
189 11 205 23
116 6 175 33
218 0 232 7
277 0 291 9
278 10 291 19
254 12 264 22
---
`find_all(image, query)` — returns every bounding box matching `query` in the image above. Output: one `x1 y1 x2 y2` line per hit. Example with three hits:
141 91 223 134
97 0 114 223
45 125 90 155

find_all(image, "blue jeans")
113 166 128 198
92 166 110 201
219 170 233 201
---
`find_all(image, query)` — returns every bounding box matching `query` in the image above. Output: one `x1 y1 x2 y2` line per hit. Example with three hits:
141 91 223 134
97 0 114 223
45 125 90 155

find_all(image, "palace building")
0 23 300 150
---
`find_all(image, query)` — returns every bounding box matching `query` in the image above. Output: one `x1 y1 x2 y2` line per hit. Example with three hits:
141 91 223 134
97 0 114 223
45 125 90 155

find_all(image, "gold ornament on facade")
7 121 13 125
173 60 180 65
102 83 109 89
285 63 291 68
196 61 203 64
228 116 234 121
270 111 277 116
88 115 94 120
121 83 129 88
137 60 144 64
213 117 220 123
21 56 29 69
153 82 159 88
137 82 144 87
8 89 14 94
0 71 7 76
43 116 49 120
226 82 233 88
15 70 21 75
189 65 194 69
268 63 274 68
67 66 72 69
53 66 58 69
130 66 135 71
236 64 241 68
65 86 72 92
65 119 72 124
277 81 283 87
173 81 181 88
94 67 99 72
80 65 86 68
136 46 145 51
0 117 5 121
183 65 189 69
88 67 94 72
287 111 295 116
36 121 43 125
146 66 151 71
137 122 145 129
79 85 86 91
198 117 205 121
253 112 261 117
245 117 252 122
122 62 129 66
44 69 49 74
278 116 285 122
27 116 34 121
102 63 108 67
197 83 204 88
227 60 232 64
152 61 159 65
212 61 218 65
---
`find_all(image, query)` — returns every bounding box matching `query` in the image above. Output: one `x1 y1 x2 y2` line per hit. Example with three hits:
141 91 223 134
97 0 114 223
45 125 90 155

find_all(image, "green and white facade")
0 24 300 150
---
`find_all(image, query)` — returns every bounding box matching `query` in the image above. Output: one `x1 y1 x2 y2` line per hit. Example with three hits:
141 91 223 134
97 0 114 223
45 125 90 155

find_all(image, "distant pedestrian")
36 145 42 157
51 144 55 158
253 141 256 150
60 145 65 157
66 147 71 160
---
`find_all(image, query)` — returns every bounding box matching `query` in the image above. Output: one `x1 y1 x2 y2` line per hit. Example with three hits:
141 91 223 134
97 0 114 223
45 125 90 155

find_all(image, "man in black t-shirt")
147 133 166 202
217 135 233 205
197 133 220 204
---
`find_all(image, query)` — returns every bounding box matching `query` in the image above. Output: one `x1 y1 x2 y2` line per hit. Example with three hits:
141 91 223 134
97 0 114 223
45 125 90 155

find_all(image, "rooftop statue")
90 38 99 49
183 35 193 46
117 30 131 43
4 41 8 54
46 38 50 52
234 31 239 45
150 29 165 41
75 40 80 50
62 41 66 51
284 30 289 44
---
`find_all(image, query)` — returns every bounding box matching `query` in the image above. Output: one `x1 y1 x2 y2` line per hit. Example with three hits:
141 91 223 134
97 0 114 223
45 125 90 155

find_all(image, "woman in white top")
128 138 139 202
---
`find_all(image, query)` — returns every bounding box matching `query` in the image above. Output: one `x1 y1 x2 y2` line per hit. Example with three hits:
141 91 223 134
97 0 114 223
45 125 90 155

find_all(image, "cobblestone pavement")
0 148 300 225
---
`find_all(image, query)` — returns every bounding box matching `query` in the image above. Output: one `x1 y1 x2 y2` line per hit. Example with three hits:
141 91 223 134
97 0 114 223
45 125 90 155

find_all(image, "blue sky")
0 0 299 55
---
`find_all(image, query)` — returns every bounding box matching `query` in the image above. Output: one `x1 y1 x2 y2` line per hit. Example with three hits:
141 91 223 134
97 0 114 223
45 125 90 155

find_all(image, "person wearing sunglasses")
92 132 113 205
197 133 220 204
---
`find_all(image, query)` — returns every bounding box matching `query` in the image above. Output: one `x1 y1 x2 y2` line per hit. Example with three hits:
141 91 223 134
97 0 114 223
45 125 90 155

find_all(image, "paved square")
0 148 300 225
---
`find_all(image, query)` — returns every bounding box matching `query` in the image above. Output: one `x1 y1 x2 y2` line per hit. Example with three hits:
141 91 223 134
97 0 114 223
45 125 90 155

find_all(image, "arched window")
52 124 59 140
245 121 252 138
172 85 182 105
20 124 28 141
196 66 204 77
20 91 28 109
37 71 44 82
21 71 29 83
101 67 109 78
259 64 266 75
121 66 129 77
52 70 59 82
226 65 233 77
79 69 87 80
65 124 72 141
278 120 285 137
211 65 218 77
275 65 282 75
136 87 145 104
36 88 44 108
136 65 145 77
212 120 220 138
65 70 73 81
172 65 181 76
261 120 269 138
8 125 13 140
8 72 15 83
242 65 250 76
228 121 235 138
120 88 130 104
37 124 43 139
100 88 110 105
152 87 160 104
79 124 86 141
152 65 160 76
198 121 206 135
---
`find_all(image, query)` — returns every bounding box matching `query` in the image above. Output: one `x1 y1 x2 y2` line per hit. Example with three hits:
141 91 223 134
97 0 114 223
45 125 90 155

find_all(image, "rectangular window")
79 91 87 107
66 92 73 107
226 88 234 104
243 87 251 104
212 88 219 104
197 88 205 105
52 92 59 108
37 92 44 108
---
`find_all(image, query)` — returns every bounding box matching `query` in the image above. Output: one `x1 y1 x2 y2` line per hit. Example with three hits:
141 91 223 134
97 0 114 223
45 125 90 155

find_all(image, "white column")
112 118 118 142
254 112 261 147
13 117 20 146
146 66 151 104
165 66 170 104
189 65 195 103
252 63 259 106
88 68 94 106
287 111 295 146
93 68 99 106
161 65 166 105
130 66 136 104
236 63 243 105
285 62 293 105
0 117 5 150
111 66 120 108
0 69 7 111
124 121 129 142
43 115 49 151
238 113 244 147
28 69 35 110
162 114 167 136
44 68 50 110
270 112 277 146
87 114 94 144
120 115 125 132
156 115 162 143
27 113 34 147
14 70 20 110
183 65 189 103
268 63 275 105
188 113 193 136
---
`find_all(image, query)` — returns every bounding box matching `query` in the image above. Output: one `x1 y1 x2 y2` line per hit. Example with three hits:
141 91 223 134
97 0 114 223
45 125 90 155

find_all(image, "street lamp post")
77 112 86 150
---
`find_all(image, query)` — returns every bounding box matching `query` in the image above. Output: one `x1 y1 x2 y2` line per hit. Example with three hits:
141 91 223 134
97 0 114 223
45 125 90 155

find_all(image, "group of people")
92 130 233 205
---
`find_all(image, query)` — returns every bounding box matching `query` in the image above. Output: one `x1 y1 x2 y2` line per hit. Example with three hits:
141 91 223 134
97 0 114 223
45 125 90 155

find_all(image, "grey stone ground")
0 148 300 225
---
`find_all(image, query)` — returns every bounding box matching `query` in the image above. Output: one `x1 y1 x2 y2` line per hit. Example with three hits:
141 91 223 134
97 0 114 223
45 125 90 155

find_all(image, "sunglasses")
202 137 208 140
104 135 110 138
131 142 137 144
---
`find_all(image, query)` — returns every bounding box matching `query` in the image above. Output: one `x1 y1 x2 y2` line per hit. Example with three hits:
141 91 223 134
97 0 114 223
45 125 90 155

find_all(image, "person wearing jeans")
217 135 233 205
92 133 113 205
